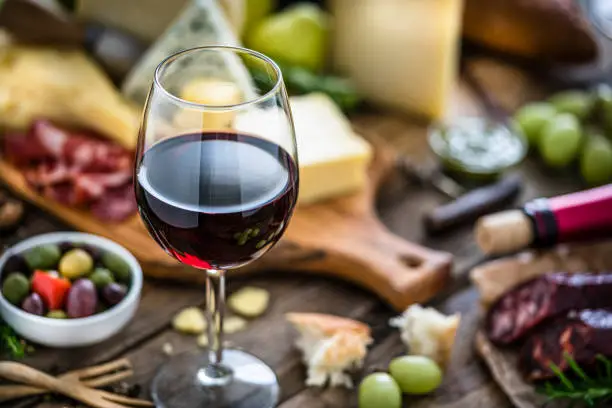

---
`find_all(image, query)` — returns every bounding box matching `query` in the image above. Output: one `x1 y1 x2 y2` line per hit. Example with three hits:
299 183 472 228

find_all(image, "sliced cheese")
330 0 464 120
235 93 372 205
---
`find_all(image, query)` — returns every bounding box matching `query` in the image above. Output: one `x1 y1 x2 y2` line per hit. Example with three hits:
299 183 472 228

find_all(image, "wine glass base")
151 349 280 408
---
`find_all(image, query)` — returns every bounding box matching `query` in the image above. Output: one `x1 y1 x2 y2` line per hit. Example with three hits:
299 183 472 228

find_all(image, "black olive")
79 244 103 263
58 241 76 254
3 254 29 276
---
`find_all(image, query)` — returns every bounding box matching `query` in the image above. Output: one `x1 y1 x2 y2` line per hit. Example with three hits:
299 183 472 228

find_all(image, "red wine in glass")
135 131 299 270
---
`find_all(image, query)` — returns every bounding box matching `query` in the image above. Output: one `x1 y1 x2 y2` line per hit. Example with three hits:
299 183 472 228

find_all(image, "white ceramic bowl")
0 232 142 348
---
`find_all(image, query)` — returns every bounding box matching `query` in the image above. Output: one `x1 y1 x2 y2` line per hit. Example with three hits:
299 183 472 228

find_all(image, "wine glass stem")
199 269 231 386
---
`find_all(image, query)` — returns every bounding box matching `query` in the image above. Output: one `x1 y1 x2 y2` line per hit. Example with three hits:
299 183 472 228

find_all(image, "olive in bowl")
0 232 142 348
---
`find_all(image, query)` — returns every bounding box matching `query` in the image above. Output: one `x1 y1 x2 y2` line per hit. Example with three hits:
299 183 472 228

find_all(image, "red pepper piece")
31 270 71 310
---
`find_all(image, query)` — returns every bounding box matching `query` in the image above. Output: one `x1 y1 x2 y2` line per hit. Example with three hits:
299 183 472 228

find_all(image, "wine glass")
134 46 299 408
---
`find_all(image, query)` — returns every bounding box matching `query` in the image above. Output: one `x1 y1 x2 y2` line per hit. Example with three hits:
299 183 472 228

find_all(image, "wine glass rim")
153 45 284 111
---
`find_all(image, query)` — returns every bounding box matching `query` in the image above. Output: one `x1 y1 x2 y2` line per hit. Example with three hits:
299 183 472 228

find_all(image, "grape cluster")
514 85 612 186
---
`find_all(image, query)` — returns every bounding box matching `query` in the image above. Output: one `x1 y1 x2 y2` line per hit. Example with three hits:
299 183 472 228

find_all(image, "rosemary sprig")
539 353 612 407
0 320 26 359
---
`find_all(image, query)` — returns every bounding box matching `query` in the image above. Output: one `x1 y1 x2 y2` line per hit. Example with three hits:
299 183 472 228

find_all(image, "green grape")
358 373 402 408
513 102 556 147
548 90 594 121
389 355 443 395
580 133 612 186
539 113 583 168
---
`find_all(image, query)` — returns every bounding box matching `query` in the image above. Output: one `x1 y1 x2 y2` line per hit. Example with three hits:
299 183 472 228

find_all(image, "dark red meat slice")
64 135 131 172
24 162 72 187
73 171 133 203
2 120 137 222
31 120 68 157
90 183 137 222
486 273 612 345
43 183 75 206
520 309 612 380
3 132 50 165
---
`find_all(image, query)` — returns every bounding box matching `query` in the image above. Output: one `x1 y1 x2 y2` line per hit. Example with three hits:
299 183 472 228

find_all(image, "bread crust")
286 312 371 339
463 0 597 63
286 312 372 388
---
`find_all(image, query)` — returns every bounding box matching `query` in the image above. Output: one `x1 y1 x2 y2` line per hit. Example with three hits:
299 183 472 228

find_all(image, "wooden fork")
0 360 153 407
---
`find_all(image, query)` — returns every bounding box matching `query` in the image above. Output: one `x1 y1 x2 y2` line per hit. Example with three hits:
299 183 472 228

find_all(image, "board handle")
246 214 454 311
348 218 454 310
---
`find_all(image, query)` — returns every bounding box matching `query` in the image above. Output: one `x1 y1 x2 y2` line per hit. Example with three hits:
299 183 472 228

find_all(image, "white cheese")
235 93 372 205
329 0 464 120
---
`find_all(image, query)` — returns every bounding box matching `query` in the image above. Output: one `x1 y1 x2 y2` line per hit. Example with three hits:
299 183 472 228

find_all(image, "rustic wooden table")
0 55 584 408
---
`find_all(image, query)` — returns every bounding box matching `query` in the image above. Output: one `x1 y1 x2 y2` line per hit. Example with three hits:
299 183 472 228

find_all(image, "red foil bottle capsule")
476 184 612 255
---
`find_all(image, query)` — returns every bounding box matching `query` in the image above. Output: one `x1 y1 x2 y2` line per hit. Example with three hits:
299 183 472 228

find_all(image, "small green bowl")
428 117 527 182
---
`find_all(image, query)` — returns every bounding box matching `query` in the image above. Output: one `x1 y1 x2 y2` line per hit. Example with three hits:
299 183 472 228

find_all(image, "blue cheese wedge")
236 93 372 205
121 0 253 105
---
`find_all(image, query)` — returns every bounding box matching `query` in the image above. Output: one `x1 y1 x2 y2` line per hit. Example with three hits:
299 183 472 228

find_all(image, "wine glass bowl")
134 46 299 408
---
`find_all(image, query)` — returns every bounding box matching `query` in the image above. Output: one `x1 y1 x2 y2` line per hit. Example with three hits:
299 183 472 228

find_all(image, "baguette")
463 0 597 64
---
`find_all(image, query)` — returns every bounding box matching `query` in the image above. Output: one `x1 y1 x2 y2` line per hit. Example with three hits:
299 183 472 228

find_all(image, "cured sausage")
520 309 612 380
486 273 612 345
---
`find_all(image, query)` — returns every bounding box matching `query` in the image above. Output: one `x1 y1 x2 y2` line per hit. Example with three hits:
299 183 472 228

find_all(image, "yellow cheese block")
330 0 464 120
235 93 372 205
0 46 139 149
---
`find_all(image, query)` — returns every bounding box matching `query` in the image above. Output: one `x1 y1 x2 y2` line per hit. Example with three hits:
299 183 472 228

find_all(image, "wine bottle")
475 184 612 255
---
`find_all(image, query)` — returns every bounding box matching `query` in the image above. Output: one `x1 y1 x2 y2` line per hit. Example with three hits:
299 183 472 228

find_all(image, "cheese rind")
330 0 464 120
236 93 372 205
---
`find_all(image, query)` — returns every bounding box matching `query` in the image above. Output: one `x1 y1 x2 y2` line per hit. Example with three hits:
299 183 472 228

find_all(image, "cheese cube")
330 0 464 120
236 93 372 205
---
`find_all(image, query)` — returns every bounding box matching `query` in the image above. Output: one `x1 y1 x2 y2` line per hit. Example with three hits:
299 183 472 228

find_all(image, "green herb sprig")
0 320 26 359
539 353 612 407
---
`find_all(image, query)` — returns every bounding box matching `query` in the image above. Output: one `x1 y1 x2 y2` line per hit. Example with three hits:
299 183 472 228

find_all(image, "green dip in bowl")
428 117 527 181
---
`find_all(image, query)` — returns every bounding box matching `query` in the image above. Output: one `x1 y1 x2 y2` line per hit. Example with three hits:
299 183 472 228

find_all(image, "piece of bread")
286 313 372 388
0 46 139 149
389 304 459 368
463 0 597 64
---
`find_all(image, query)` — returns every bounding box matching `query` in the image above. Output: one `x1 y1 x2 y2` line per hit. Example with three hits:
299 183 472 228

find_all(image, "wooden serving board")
471 241 612 408
0 136 452 311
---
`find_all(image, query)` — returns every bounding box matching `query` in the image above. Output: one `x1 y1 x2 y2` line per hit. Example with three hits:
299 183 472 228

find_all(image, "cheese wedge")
0 46 139 149
330 0 464 120
236 93 372 205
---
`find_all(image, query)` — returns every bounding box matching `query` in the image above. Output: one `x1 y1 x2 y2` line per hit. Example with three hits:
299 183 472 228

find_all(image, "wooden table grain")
0 56 583 408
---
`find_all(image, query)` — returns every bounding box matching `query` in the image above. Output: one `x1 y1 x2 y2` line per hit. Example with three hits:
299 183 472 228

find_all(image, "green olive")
88 268 115 289
59 249 94 280
101 252 131 283
2 272 30 305
46 310 68 319
24 244 61 270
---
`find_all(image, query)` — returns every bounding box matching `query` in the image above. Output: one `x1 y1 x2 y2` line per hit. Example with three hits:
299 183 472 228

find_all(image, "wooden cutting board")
0 136 452 311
